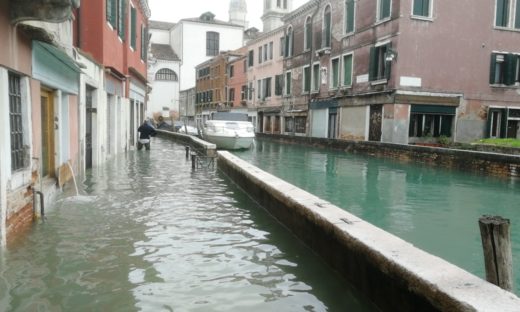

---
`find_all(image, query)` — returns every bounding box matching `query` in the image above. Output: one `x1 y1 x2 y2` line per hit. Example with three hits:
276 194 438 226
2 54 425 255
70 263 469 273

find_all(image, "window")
248 82 253 100
345 0 355 33
312 63 320 92
495 0 520 29
285 71 292 95
107 0 126 39
248 50 254 67
206 31 219 56
285 117 294 132
331 58 340 89
141 25 148 60
241 85 247 101
277 0 282 7
265 0 271 10
305 16 312 51
409 114 453 137
117 0 126 39
269 42 273 60
295 116 306 134
369 43 391 82
263 77 272 99
130 7 137 49
413 0 431 17
280 37 285 56
303 66 311 93
229 65 234 78
9 73 24 171
490 53 519 85
259 46 263 63
377 0 391 21
283 0 288 9
264 44 268 61
285 26 293 57
258 80 262 99
229 88 235 101
487 108 507 138
155 68 178 81
342 53 353 86
275 74 284 96
323 5 331 48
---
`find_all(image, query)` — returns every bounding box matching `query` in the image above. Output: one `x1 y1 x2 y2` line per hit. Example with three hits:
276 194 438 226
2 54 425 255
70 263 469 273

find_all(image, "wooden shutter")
343 54 352 86
369 47 376 81
130 7 136 49
118 0 126 40
384 43 392 81
495 0 508 27
516 0 520 28
346 0 355 32
504 53 517 85
489 53 497 84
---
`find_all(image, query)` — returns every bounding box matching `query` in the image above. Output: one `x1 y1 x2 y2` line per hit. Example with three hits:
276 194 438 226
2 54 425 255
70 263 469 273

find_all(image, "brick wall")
257 134 520 178
6 186 34 240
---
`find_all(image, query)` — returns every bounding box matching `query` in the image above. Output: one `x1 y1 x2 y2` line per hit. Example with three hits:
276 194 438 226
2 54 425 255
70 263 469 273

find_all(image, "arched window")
155 68 178 81
323 5 331 48
206 31 220 56
304 16 312 51
285 26 293 57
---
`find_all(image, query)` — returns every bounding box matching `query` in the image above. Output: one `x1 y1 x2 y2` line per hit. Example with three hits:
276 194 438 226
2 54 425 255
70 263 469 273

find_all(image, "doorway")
369 105 382 142
41 90 55 178
86 87 94 169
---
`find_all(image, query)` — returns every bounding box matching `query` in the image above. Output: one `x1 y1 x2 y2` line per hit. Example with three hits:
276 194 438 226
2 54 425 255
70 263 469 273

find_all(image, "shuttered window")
285 71 292 96
117 0 126 39
369 43 391 82
304 17 312 51
285 27 293 58
107 0 117 27
331 58 340 89
495 0 520 29
303 66 311 93
489 53 519 85
342 53 353 86
130 7 136 49
275 74 284 96
323 5 331 48
141 25 148 60
345 0 355 33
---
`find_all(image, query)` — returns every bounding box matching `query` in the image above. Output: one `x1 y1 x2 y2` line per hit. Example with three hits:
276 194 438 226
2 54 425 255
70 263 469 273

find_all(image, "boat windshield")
225 122 240 129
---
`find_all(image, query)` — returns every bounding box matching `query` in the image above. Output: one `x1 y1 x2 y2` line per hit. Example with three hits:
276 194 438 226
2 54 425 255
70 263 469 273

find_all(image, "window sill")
342 31 355 39
490 83 519 89
374 17 391 27
370 79 388 86
493 26 520 33
410 15 433 22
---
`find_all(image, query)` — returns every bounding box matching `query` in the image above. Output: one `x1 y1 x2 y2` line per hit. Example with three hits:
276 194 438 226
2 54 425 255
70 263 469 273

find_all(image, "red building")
74 0 150 149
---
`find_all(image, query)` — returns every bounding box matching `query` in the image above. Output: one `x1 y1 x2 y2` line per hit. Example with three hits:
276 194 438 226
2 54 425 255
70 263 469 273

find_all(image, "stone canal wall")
156 130 216 156
257 134 520 178
217 151 520 312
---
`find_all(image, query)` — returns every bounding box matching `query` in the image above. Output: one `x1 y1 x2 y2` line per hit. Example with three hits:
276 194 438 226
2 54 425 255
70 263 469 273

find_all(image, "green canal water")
0 138 376 311
233 139 520 295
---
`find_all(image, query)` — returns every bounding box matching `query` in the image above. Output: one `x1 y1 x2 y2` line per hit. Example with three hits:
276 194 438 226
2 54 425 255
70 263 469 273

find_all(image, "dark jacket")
138 123 157 139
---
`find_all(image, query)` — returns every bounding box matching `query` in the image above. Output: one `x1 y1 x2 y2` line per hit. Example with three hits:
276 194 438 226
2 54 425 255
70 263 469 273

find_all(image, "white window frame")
284 70 292 96
376 0 392 22
304 16 312 51
494 0 520 29
411 0 433 20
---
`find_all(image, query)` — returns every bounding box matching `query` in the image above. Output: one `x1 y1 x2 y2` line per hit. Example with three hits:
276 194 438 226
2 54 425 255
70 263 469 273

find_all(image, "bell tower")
229 0 248 28
261 0 292 32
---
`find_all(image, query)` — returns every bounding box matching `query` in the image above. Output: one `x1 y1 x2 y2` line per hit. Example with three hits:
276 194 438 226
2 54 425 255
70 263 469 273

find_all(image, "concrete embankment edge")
156 130 216 156
217 151 520 312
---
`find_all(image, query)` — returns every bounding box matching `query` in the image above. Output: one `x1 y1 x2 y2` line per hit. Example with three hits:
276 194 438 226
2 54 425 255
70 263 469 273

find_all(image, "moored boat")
203 119 255 150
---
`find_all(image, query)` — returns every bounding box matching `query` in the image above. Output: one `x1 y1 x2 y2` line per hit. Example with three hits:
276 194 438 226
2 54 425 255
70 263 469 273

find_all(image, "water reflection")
0 138 375 311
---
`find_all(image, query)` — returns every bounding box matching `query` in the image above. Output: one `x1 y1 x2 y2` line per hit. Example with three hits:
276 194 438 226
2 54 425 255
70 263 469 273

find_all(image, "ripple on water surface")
0 138 375 312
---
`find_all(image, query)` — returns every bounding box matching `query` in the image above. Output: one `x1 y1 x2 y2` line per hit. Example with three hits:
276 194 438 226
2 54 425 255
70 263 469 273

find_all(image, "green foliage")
438 135 451 146
476 138 520 148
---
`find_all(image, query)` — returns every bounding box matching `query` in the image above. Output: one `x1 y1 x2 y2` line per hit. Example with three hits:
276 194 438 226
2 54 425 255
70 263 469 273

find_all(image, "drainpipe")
306 0 322 137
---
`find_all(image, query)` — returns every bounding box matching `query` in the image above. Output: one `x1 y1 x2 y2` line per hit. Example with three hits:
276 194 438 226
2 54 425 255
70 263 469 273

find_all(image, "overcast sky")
148 0 309 30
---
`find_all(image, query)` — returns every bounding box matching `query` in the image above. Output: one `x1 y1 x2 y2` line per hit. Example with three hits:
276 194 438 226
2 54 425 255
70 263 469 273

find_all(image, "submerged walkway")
0 137 376 311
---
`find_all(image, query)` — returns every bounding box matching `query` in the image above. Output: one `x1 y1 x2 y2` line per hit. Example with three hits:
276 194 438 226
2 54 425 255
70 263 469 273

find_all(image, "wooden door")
41 90 55 178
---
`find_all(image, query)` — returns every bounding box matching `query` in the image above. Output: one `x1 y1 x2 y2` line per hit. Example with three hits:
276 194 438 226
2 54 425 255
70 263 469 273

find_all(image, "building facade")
1 0 81 244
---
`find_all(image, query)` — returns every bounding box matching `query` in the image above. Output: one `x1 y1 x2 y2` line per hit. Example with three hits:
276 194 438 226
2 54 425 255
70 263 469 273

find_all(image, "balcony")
10 0 80 24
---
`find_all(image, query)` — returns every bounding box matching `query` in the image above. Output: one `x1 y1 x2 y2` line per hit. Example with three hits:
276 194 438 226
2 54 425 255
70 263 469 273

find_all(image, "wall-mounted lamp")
385 48 398 62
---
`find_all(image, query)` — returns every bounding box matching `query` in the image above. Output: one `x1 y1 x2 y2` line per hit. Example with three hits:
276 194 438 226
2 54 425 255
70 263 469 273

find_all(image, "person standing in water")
137 119 157 150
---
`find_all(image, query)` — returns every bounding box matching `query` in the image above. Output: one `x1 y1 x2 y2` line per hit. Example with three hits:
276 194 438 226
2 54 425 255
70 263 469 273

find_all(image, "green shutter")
130 8 136 49
108 0 117 27
343 54 352 86
369 47 376 81
118 0 126 39
515 0 520 28
384 43 392 80
504 53 517 85
489 53 497 84
346 0 355 32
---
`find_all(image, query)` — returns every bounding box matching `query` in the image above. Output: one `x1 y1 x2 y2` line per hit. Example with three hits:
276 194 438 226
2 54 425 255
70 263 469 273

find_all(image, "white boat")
203 119 255 150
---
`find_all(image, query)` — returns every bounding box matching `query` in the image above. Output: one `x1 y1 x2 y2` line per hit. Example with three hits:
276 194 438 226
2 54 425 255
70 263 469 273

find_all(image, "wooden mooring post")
185 146 190 159
478 215 514 291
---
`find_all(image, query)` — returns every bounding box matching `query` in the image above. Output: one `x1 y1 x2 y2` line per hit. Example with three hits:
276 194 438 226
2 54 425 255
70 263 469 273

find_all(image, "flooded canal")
234 139 520 295
0 137 376 311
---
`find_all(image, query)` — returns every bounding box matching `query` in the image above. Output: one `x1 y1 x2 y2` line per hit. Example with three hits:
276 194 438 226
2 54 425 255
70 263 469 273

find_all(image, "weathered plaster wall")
339 105 366 140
